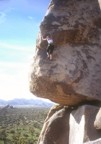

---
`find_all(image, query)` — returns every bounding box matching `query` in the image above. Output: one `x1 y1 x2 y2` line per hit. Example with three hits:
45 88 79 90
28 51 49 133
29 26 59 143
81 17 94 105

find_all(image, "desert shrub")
10 130 15 134
0 140 4 144
0 130 6 140
0 107 49 144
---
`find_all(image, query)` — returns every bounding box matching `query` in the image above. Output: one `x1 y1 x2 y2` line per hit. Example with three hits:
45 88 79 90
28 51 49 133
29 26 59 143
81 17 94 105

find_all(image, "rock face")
69 105 101 144
84 138 101 144
94 108 101 129
38 105 71 144
37 105 101 144
29 0 101 143
30 0 101 106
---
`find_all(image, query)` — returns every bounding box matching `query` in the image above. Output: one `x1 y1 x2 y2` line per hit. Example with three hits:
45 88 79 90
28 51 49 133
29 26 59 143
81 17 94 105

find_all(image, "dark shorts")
47 44 54 54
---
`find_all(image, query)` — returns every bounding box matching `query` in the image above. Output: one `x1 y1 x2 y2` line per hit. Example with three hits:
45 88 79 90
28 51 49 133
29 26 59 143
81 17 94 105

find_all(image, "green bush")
0 107 49 144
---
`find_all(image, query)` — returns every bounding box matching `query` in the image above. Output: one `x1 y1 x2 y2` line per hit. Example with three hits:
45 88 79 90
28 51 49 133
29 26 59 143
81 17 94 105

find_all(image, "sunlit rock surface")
29 0 101 143
94 107 101 129
30 0 101 106
37 105 101 144
84 138 101 144
69 105 101 144
38 105 71 144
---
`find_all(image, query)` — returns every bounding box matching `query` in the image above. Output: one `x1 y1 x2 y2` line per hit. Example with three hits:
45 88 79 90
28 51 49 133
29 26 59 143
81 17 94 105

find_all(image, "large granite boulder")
69 105 101 144
38 105 101 144
38 105 71 144
30 0 101 106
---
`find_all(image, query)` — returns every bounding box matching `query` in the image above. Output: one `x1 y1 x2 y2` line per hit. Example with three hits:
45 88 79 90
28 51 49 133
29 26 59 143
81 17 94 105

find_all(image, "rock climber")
42 34 54 60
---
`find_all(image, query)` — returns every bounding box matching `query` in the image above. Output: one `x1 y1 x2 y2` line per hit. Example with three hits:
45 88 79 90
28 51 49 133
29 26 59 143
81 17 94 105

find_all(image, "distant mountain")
0 98 54 107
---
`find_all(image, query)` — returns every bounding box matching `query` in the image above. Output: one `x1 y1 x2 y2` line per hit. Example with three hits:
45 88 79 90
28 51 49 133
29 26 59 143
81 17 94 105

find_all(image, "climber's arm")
41 36 47 41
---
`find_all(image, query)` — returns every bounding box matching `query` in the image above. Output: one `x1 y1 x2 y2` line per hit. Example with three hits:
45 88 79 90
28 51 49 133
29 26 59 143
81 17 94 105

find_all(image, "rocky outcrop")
30 0 101 106
29 0 101 143
37 105 101 144
69 105 101 144
38 105 71 144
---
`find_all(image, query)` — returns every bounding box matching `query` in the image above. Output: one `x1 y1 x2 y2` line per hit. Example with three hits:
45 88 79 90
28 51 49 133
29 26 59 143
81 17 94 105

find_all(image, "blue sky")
0 0 50 100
